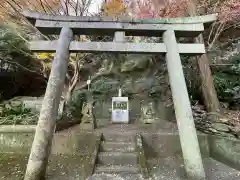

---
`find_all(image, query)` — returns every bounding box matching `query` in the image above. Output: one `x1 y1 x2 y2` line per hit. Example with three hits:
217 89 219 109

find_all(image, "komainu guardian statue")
80 93 95 130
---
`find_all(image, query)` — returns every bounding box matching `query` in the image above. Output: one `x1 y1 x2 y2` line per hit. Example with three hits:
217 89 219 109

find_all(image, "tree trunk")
195 36 221 113
188 0 221 114
62 88 72 112
24 27 73 180
65 89 72 105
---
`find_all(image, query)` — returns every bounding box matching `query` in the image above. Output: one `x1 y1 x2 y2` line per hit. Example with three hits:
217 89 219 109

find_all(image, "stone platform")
0 120 239 180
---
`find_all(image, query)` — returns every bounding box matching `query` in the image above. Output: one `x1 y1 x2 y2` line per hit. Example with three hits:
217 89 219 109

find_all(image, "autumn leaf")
102 0 127 17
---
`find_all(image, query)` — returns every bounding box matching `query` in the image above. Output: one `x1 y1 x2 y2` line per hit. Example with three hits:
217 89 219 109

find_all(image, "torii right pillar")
163 28 206 180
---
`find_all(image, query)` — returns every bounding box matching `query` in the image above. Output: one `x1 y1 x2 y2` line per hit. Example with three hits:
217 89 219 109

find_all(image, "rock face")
192 105 239 138
73 53 175 125
211 123 229 132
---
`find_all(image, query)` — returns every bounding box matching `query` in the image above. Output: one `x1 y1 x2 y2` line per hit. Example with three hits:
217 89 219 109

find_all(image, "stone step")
94 165 140 174
100 132 208 158
100 141 135 152
102 133 136 142
88 173 144 180
97 152 138 165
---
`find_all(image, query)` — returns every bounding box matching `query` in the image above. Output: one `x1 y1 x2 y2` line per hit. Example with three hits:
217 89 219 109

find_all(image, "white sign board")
112 97 129 123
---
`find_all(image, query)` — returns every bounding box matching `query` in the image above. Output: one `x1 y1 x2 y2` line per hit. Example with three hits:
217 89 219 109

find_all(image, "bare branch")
39 0 48 13
65 0 69 15
41 0 56 14
60 0 68 15
10 0 22 9
75 0 79 16
208 22 226 51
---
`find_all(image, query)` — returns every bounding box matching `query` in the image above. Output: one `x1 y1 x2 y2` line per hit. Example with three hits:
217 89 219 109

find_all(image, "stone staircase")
93 133 146 180
88 124 240 180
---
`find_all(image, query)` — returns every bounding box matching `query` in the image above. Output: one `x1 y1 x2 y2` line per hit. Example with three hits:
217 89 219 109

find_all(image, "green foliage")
182 52 240 106
0 23 45 101
66 90 87 118
0 102 38 125
0 24 28 53
0 22 37 77
213 53 240 103
0 23 31 62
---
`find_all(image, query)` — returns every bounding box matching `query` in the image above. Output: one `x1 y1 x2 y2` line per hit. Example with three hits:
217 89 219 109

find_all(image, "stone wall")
142 133 210 159
1 130 240 170
0 131 100 156
2 96 64 119
0 132 34 154
209 135 240 170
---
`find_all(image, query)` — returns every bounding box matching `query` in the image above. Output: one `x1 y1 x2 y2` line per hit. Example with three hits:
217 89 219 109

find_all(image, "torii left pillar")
24 27 73 180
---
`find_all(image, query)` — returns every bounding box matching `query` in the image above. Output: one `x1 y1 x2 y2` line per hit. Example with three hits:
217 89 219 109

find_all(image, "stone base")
80 122 95 131
111 121 129 124
141 119 156 124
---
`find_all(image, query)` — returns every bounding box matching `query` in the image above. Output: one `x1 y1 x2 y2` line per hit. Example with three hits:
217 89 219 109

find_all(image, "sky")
88 0 104 14
60 0 104 15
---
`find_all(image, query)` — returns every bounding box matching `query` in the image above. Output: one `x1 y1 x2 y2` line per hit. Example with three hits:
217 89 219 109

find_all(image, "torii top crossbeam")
23 10 217 55
23 10 217 37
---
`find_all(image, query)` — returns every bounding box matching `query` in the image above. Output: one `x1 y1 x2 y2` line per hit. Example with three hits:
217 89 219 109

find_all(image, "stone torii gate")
22 10 217 180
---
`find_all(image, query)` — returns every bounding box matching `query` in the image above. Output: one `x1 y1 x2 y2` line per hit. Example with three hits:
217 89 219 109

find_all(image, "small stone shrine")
112 89 129 123
140 101 157 124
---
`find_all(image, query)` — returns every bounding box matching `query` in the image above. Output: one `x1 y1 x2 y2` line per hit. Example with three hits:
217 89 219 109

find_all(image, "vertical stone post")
80 81 96 130
163 29 206 180
114 31 125 95
114 31 126 42
24 27 73 180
